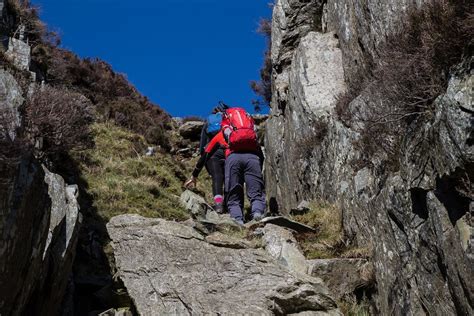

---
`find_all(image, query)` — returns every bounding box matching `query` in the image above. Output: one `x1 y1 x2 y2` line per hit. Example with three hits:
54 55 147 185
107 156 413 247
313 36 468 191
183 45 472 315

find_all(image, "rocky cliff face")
265 0 473 314
0 152 81 315
0 4 82 313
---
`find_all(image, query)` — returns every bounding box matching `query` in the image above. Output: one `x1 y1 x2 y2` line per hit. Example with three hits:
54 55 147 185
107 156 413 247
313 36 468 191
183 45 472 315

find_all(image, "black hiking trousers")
205 148 225 198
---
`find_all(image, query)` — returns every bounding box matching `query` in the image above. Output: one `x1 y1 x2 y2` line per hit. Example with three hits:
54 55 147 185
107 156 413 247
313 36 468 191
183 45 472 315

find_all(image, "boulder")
262 224 309 275
145 146 156 156
107 214 341 315
178 120 205 141
5 37 31 71
180 190 209 218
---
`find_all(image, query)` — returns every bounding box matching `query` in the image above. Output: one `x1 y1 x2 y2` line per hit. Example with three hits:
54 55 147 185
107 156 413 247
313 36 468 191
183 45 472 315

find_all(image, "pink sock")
214 195 223 204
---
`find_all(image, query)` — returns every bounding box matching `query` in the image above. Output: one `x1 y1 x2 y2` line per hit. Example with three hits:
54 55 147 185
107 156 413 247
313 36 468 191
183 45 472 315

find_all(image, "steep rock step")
107 214 341 315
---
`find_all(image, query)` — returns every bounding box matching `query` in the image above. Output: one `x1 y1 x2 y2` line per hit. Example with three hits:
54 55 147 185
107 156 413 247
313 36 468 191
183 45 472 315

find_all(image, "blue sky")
32 0 272 117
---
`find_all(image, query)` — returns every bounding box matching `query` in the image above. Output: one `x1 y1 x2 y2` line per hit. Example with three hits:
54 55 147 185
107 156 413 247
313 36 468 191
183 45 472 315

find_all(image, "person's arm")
185 133 225 187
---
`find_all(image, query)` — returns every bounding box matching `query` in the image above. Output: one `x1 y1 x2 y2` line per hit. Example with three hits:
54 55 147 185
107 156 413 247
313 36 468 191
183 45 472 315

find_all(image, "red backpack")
221 108 258 152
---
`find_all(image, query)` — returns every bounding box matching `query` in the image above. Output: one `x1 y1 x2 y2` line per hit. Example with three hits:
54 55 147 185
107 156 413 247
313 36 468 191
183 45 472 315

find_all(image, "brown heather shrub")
32 47 172 147
101 98 170 149
250 18 272 111
336 0 473 167
24 86 94 157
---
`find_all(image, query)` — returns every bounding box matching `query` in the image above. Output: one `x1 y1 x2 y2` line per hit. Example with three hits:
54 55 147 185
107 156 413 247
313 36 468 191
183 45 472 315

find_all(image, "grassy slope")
78 122 212 222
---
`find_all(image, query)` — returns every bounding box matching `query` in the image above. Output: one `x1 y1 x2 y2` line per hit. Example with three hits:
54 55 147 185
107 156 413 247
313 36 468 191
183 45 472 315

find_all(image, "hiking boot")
252 212 265 221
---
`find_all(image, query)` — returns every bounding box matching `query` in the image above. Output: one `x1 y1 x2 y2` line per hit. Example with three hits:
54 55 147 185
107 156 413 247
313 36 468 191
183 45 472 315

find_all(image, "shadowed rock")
308 259 374 301
0 156 81 315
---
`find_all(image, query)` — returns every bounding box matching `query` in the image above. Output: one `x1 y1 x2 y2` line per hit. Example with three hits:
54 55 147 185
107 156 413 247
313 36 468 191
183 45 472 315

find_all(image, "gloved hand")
184 176 197 189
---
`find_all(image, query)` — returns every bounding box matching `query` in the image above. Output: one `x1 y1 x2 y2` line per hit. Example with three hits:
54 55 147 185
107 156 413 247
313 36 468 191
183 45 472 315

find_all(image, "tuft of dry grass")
339 297 372 316
293 201 372 260
293 201 344 259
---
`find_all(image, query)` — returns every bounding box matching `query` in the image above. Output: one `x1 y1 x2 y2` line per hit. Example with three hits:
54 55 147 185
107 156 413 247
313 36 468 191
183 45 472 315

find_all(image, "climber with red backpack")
185 105 266 225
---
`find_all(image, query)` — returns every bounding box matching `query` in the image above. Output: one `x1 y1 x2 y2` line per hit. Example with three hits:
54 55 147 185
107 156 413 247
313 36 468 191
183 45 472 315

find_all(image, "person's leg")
225 154 245 223
208 155 224 212
214 155 226 212
244 153 266 219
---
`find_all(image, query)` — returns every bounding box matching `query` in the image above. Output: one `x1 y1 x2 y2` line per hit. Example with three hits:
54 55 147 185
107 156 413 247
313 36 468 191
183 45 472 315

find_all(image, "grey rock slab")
265 29 347 212
5 37 31 70
290 32 346 118
263 224 310 276
43 166 81 258
107 214 340 315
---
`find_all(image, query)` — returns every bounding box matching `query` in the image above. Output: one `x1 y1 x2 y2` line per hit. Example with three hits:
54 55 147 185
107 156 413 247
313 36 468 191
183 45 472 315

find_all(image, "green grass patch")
79 122 191 221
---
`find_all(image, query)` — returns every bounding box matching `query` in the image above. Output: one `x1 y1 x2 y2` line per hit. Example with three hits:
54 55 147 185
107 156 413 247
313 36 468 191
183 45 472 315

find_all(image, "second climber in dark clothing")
198 108 226 213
